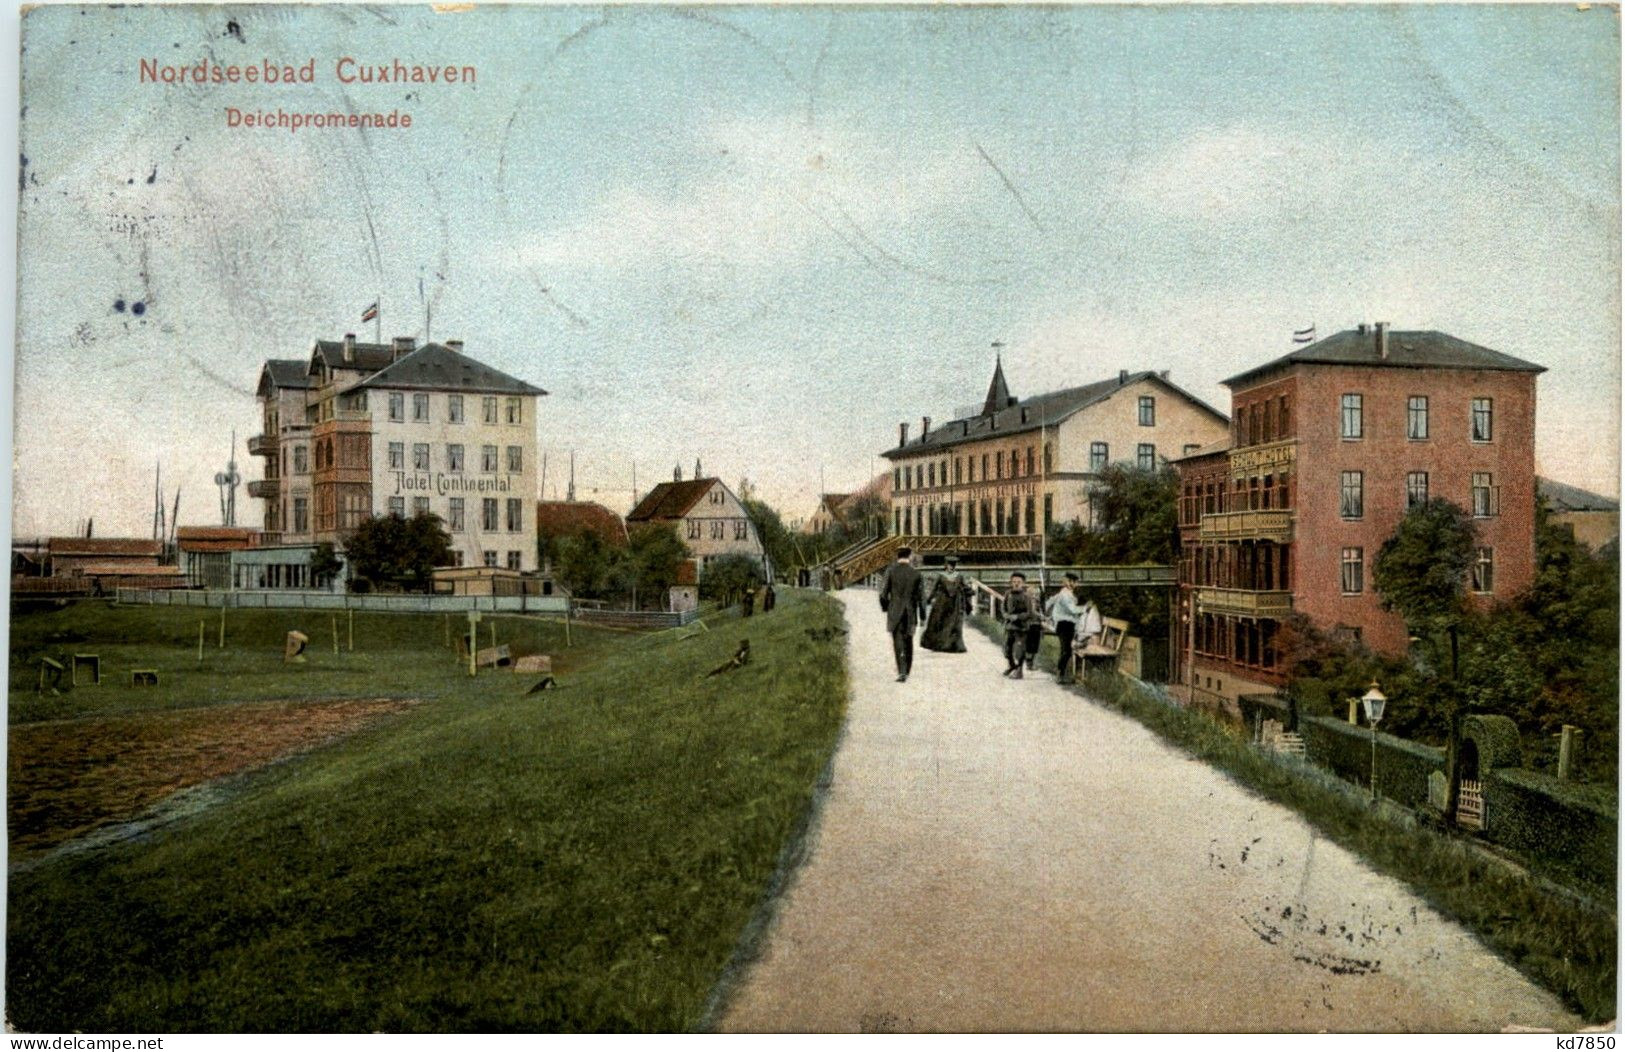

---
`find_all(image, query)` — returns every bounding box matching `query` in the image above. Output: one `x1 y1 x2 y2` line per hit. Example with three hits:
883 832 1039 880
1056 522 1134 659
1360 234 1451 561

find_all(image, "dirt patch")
9 698 418 855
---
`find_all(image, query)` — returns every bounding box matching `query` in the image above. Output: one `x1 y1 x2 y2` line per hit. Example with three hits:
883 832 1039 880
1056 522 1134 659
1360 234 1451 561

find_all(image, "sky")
12 3 1621 538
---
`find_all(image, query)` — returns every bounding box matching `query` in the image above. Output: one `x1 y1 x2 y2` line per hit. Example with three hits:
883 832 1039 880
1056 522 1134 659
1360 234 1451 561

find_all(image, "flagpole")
376 292 382 344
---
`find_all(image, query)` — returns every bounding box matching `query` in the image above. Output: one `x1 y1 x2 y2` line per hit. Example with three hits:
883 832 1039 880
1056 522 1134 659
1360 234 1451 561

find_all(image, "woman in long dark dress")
920 557 971 653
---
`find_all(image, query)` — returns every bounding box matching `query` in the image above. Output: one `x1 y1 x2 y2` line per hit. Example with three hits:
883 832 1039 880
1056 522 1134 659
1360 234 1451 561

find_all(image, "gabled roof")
881 369 1228 459
310 339 399 375
627 478 721 521
349 342 546 397
536 500 629 547
1224 329 1546 388
257 359 312 397
819 493 850 516
48 537 162 557
1538 477 1620 513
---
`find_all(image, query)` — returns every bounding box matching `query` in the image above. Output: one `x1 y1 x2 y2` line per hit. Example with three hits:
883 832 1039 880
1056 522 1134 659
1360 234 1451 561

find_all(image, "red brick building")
1173 324 1544 708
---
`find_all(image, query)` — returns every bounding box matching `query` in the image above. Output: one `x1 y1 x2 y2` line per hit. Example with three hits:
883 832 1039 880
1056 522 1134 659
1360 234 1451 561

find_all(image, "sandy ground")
719 590 1581 1033
9 698 416 855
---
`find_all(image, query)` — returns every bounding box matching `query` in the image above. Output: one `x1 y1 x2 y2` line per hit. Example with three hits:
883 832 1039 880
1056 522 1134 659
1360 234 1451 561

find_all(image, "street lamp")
1361 681 1387 802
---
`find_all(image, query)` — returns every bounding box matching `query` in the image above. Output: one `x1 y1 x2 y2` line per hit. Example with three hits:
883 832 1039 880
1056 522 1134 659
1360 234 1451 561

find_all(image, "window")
507 551 522 571
1472 472 1499 517
413 496 430 518
928 463 936 488
388 497 405 518
506 446 522 473
1043 493 1053 529
483 396 498 424
482 499 499 531
710 520 725 540
413 443 430 471
1183 443 1200 455
734 519 749 540
1277 395 1290 438
386 442 403 470
1471 397 1494 442
1137 443 1156 471
293 445 308 474
505 397 523 425
1407 396 1429 440
1024 495 1035 534
954 458 963 484
995 451 1004 479
448 498 465 532
483 551 499 568
894 468 902 491
1043 443 1053 473
388 392 404 422
1025 447 1035 476
412 393 429 422
448 394 463 423
1138 395 1155 426
481 445 498 472
1340 394 1363 439
1472 547 1495 593
688 520 701 540
506 498 523 532
1340 471 1364 519
293 497 308 534
447 444 464 472
1406 471 1429 509
1341 547 1364 594
1090 442 1108 471
981 453 989 480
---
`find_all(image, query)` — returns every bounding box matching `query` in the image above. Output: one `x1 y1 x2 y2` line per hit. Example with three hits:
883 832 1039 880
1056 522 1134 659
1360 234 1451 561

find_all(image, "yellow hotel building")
881 360 1230 548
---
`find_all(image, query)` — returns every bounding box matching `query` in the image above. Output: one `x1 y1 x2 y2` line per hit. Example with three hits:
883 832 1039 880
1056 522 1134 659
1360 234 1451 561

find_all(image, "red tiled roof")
47 537 162 557
536 500 629 547
76 563 183 576
627 478 719 522
676 559 698 586
177 527 260 553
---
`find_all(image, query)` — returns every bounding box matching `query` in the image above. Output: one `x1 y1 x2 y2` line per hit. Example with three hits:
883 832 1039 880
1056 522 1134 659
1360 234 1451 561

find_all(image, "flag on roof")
1292 324 1315 344
361 301 379 323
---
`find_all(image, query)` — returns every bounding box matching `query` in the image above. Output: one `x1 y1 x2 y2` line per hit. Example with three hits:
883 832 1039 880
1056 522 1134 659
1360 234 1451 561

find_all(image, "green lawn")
7 591 849 1031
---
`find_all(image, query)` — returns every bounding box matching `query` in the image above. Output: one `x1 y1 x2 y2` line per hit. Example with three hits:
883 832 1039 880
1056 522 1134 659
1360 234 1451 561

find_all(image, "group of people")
877 548 1102 684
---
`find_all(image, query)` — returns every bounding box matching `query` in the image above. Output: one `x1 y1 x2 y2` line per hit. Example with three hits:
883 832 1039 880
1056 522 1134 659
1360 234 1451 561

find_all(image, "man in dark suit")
878 547 925 682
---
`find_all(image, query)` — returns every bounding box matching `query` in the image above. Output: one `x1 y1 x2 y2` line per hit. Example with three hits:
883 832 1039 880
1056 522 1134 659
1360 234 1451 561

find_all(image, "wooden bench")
71 653 101 686
1074 617 1130 672
129 669 160 687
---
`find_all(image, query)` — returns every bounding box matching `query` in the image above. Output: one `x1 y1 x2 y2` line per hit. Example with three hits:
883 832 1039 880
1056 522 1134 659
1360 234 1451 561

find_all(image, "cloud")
510 114 971 277
1120 124 1349 222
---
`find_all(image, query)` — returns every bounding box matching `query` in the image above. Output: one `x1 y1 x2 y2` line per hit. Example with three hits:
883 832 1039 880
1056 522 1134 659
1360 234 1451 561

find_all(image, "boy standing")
1001 572 1039 679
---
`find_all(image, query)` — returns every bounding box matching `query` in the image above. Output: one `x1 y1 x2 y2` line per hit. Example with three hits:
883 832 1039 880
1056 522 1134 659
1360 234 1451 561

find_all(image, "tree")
700 553 763 606
308 542 344 591
1371 498 1479 824
342 513 452 593
555 529 615 599
621 523 690 608
742 497 794 581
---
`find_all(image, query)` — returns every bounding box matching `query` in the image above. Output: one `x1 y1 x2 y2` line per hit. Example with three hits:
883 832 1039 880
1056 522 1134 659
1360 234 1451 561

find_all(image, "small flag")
1292 324 1316 344
361 301 379 323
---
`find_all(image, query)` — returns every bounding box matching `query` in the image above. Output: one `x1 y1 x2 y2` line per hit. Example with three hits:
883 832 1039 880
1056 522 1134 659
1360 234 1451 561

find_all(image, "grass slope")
8 591 848 1032
974 616 1616 1023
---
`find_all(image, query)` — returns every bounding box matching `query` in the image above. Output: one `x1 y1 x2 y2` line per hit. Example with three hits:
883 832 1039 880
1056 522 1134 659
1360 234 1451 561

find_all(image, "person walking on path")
1001 572 1039 679
920 556 972 653
879 546 925 682
1045 571 1085 684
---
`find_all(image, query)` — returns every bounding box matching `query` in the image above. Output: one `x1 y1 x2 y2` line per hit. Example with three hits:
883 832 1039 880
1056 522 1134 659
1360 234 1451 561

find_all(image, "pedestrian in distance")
1023 584 1046 671
1001 572 1040 679
878 546 926 682
920 555 972 653
762 583 777 613
742 587 755 617
1045 572 1085 684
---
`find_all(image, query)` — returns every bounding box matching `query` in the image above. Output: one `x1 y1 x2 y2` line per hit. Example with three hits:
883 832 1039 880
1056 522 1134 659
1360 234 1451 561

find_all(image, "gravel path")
719 589 1580 1032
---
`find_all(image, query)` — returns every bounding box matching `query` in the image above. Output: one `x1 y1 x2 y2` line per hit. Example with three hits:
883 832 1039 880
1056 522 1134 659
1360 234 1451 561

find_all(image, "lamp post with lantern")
1361 681 1387 802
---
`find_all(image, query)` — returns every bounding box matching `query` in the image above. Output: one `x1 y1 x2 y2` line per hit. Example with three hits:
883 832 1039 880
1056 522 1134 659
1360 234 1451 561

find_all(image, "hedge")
1485 766 1617 895
1300 714 1446 810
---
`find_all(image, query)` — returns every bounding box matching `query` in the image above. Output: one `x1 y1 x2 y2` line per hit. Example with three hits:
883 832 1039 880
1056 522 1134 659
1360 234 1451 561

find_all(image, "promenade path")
719 589 1580 1032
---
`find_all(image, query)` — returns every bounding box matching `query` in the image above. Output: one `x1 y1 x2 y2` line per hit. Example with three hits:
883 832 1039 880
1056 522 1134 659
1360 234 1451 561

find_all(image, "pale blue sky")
14 3 1620 537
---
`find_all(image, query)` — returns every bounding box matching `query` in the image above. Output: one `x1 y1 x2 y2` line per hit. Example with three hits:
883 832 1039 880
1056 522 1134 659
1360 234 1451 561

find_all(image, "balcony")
1199 508 1294 543
247 479 280 499
247 433 276 456
1197 588 1293 618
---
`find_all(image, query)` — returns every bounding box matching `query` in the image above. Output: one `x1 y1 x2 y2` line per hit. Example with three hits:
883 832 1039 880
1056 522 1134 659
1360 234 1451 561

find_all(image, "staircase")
831 534 1041 586
832 534 901 585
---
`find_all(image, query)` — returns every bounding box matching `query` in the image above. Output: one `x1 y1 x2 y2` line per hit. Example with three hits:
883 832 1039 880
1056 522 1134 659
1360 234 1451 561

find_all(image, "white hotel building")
250 334 546 573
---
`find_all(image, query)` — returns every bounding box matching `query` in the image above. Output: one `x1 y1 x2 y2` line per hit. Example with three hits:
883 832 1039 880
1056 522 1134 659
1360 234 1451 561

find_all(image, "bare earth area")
9 698 416 855
720 590 1580 1033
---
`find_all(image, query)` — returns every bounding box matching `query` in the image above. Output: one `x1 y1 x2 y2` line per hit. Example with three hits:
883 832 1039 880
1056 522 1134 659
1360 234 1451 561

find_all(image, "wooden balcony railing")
1198 509 1294 543
1196 588 1293 618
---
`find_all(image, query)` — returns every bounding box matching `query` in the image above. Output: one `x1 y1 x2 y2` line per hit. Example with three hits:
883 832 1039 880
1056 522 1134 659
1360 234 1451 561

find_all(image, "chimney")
1020 407 1029 424
445 339 464 353
1118 369 1128 385
962 421 970 436
1357 322 1369 335
342 333 356 363
899 422 909 447
1160 369 1170 380
1375 321 1390 359
391 336 415 361
921 416 931 439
